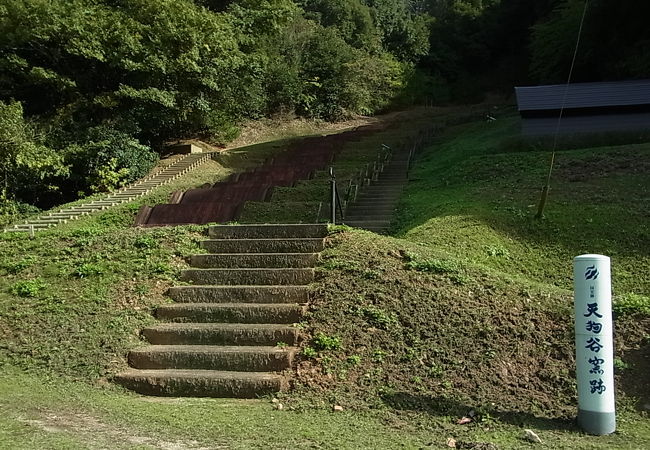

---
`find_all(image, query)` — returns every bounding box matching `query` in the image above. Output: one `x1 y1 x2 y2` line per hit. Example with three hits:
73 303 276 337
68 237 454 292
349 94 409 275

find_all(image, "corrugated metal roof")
515 79 650 111
521 113 650 136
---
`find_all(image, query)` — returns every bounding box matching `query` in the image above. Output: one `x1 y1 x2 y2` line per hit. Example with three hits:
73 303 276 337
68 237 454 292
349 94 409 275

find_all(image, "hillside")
0 108 649 448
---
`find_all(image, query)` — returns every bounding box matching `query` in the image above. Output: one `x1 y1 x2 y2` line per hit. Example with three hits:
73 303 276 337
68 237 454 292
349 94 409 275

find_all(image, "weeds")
613 293 650 317
73 262 104 278
10 279 46 297
356 305 397 330
302 346 317 358
312 332 342 351
3 257 35 274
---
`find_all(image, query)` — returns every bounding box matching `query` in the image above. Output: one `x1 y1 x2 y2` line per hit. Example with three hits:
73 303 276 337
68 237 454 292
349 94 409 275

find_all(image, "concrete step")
24 218 66 225
350 198 399 204
6 224 51 231
114 369 286 398
142 323 300 346
45 213 82 219
87 201 117 206
378 176 406 181
190 253 319 269
182 268 314 285
128 345 296 372
201 238 324 254
345 220 392 228
208 224 327 239
350 203 399 210
156 303 305 324
363 186 404 192
345 215 393 222
168 285 309 304
346 206 396 214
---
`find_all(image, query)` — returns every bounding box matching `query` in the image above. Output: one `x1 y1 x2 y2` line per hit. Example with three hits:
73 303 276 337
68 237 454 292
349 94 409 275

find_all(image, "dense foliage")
0 0 647 219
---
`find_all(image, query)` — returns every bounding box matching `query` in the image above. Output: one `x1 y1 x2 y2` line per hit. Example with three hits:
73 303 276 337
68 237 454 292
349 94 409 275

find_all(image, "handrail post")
329 167 336 224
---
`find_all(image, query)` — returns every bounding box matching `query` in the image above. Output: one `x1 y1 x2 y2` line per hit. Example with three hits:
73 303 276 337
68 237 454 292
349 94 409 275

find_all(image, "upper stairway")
343 148 412 233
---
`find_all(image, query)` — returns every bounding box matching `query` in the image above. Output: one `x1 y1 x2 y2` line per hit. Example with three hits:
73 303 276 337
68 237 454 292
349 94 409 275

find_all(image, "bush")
64 126 158 194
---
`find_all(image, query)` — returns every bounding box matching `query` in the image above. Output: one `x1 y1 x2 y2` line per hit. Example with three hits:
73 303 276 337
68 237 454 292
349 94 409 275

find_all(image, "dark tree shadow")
382 392 577 432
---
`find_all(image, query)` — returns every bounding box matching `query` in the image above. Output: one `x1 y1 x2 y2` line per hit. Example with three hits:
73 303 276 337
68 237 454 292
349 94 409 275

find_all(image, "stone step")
142 323 300 346
345 215 393 222
156 303 305 324
114 369 286 398
350 198 399 204
45 213 83 218
357 189 402 199
128 345 296 372
24 218 66 225
201 238 324 254
87 201 118 206
345 220 392 228
353 201 400 207
6 224 51 231
168 285 309 304
363 186 405 192
377 177 406 181
190 253 319 269
346 206 396 214
373 182 406 186
208 224 327 239
182 268 314 285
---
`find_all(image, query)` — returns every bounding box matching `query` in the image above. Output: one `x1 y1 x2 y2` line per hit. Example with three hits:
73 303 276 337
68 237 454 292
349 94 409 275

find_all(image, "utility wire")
535 0 590 219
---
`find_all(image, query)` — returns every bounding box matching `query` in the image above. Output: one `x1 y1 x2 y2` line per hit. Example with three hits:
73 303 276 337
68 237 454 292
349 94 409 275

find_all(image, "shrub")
64 126 158 194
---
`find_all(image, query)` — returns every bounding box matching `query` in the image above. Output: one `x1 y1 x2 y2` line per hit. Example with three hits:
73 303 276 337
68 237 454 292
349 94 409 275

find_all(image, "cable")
535 0 590 219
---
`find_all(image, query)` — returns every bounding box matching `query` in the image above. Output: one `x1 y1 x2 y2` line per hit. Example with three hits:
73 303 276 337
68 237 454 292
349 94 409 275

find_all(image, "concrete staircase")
115 224 327 398
344 149 411 234
3 153 212 233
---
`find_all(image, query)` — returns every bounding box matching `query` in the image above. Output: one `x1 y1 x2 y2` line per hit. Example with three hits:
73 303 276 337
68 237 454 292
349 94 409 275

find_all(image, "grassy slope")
1 109 649 449
394 115 650 296
283 112 649 446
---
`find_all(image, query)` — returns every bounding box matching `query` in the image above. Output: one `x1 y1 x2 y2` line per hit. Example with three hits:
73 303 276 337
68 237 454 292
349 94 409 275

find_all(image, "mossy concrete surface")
142 323 300 346
156 303 306 324
114 369 287 398
117 224 324 398
201 238 325 253
208 224 327 239
190 253 319 268
167 285 309 303
181 268 315 285
128 345 296 371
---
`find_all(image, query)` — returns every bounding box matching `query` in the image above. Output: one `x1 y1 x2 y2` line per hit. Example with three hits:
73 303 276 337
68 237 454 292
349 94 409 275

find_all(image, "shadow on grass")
617 342 650 412
382 392 577 432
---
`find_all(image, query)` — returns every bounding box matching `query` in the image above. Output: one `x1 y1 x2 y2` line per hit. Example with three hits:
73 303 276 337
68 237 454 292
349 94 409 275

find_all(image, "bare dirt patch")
18 410 221 449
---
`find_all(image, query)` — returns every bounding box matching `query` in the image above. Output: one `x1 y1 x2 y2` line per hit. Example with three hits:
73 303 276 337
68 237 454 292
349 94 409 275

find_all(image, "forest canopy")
0 0 648 217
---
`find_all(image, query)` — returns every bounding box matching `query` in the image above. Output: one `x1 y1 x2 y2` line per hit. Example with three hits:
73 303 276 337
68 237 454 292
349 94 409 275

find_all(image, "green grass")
394 115 650 298
1 367 649 449
1 108 648 448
